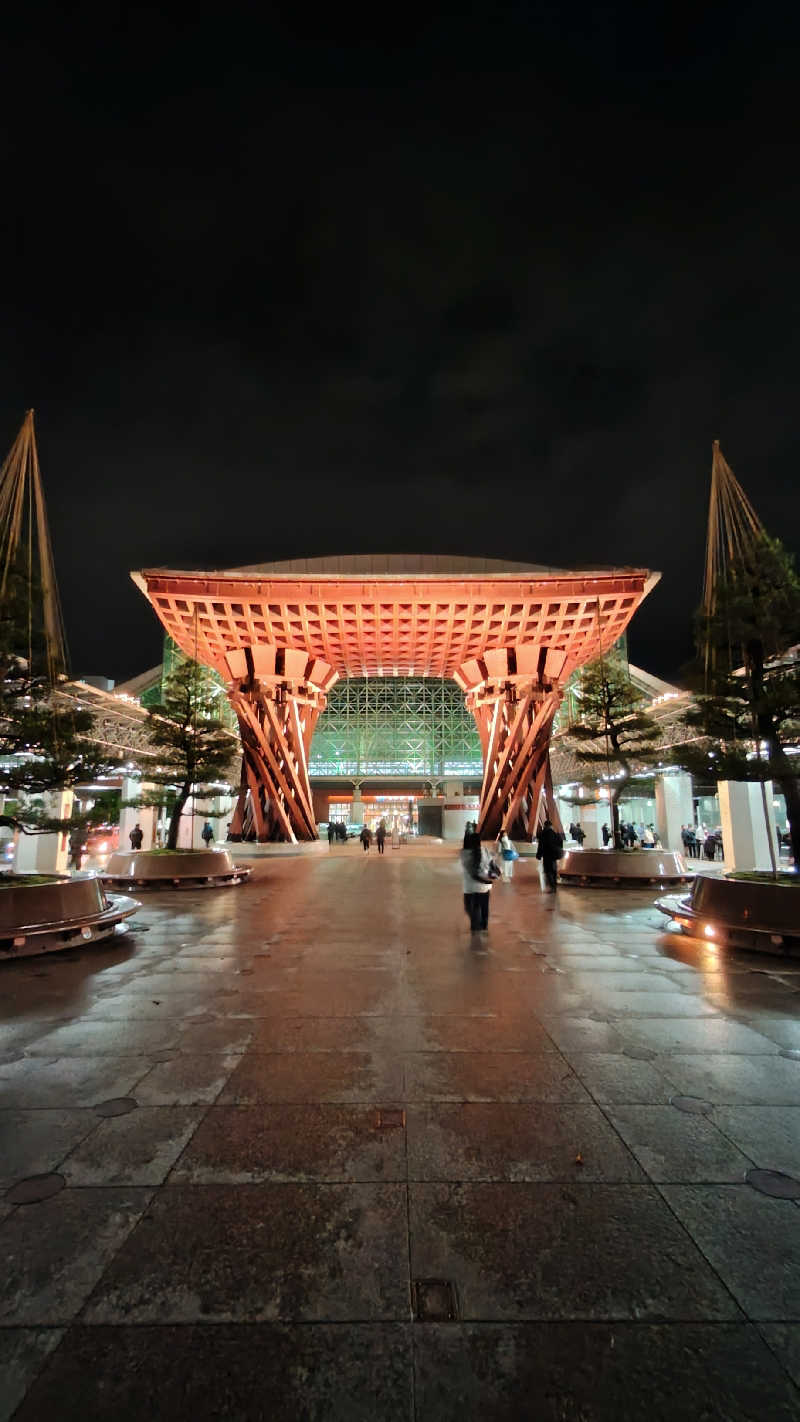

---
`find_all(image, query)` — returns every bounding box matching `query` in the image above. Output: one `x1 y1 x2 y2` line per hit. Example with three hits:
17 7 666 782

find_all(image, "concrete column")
189 791 233 848
577 804 605 849
177 796 194 848
718 779 779 871
441 780 464 797
351 783 363 825
15 790 73 873
119 776 157 851
655 772 693 852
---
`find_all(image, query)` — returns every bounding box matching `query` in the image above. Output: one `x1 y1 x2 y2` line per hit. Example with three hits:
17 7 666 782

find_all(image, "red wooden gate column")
456 646 568 842
224 646 337 843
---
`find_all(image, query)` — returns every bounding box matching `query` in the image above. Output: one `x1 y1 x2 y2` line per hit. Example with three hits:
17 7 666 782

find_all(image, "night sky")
2 5 798 683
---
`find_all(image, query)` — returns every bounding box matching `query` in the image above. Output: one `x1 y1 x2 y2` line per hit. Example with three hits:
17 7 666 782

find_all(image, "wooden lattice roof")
133 562 659 682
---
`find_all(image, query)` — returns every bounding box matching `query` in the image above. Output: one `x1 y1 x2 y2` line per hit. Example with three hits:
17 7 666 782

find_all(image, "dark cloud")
0 4 797 681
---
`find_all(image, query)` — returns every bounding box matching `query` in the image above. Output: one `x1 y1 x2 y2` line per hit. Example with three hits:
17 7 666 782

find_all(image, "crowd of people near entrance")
326 819 389 850
681 823 724 860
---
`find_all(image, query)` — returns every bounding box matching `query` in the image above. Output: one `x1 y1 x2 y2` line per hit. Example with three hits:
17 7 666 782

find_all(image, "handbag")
502 847 519 861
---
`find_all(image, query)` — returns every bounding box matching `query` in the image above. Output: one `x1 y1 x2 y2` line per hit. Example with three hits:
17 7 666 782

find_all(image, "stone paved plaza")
1 843 800 1419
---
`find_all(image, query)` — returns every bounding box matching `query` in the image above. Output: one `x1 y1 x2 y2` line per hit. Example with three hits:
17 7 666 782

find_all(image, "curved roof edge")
221 554 565 576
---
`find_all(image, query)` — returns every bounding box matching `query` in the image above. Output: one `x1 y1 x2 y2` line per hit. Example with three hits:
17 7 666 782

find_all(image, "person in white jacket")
460 832 498 931
495 829 515 880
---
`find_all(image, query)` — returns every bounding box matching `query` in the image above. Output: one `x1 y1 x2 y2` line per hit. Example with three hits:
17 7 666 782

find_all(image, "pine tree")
0 569 116 831
676 533 800 867
138 660 236 850
569 657 662 847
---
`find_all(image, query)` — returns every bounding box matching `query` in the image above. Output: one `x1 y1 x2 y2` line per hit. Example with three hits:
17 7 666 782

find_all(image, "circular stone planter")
102 848 251 890
656 872 800 954
558 847 692 887
0 872 140 960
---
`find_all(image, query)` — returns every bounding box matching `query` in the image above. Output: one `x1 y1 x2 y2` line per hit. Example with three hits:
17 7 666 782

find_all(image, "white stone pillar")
119 776 156 851
717 780 779 871
655 772 694 852
177 796 194 848
578 804 605 849
351 784 363 825
190 793 230 848
15 790 74 873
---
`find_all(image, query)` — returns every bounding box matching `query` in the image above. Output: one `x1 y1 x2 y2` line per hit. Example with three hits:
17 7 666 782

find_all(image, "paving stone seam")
753 1320 800 1395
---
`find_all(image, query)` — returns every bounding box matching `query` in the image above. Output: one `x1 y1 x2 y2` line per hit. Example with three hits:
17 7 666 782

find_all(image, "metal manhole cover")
6 1172 65 1204
375 1108 406 1130
95 1098 138 1117
624 1048 657 1062
746 1168 800 1199
412 1279 459 1321
671 1095 713 1114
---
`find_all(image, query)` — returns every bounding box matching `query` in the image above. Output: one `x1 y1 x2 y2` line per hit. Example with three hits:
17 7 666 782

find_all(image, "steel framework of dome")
133 558 659 842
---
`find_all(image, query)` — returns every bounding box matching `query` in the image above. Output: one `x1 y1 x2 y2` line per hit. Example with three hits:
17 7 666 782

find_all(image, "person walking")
602 823 611 846
376 820 386 855
495 828 517 880
129 823 144 850
461 831 498 931
201 821 215 848
572 824 586 847
327 822 336 847
359 825 372 853
536 817 564 893
69 823 87 871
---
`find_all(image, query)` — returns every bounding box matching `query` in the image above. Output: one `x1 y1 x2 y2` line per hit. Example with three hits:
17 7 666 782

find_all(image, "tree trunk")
167 782 191 851
610 768 631 849
610 788 623 849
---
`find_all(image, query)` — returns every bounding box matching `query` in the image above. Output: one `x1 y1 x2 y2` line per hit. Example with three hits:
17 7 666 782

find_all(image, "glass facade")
308 676 483 778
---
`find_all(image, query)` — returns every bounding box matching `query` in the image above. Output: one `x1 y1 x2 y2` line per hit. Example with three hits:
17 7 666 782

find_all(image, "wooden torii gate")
133 561 658 843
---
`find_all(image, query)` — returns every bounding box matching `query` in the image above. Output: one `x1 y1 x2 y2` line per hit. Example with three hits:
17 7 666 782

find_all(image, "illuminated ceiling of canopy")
133 556 659 682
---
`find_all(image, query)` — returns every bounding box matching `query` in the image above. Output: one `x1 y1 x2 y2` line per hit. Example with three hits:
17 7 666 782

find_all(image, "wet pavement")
1 842 800 1419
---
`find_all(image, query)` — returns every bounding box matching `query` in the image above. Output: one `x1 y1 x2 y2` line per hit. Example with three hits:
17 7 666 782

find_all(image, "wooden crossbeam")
470 675 561 840
228 672 328 843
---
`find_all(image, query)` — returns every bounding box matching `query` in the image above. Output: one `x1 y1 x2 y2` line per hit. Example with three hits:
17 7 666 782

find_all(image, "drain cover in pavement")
6 1172 65 1204
746 1168 800 1199
95 1098 138 1117
375 1109 406 1130
412 1279 458 1321
671 1095 713 1114
624 1048 657 1061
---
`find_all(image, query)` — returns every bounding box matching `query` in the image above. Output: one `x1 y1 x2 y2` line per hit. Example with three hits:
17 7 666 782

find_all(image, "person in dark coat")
359 825 372 853
602 823 611 846
201 821 215 847
573 824 586 847
327 822 336 846
129 824 144 850
69 824 87 870
536 818 564 893
376 820 386 854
